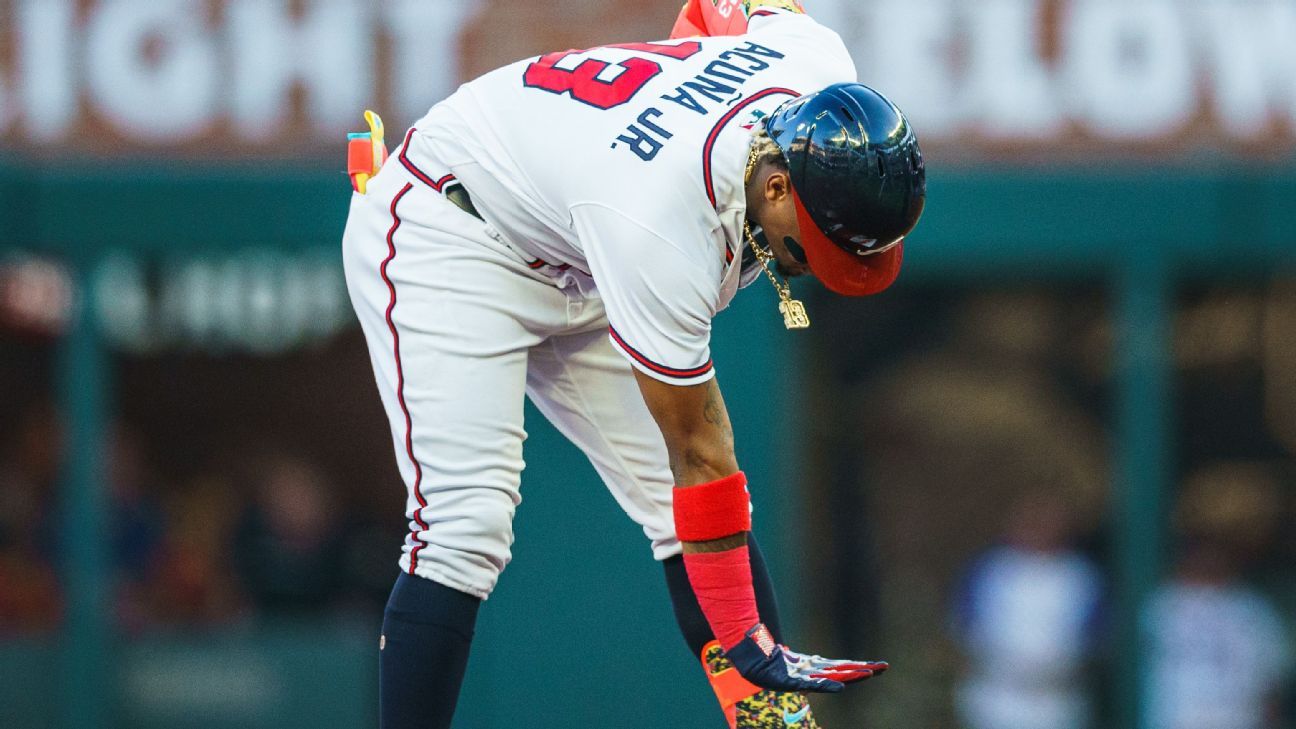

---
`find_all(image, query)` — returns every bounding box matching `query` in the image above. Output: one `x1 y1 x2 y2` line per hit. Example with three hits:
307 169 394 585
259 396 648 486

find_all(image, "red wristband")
672 472 751 543
684 545 760 651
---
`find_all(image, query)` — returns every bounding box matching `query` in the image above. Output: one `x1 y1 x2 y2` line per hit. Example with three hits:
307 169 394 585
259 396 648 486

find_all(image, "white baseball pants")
342 156 679 599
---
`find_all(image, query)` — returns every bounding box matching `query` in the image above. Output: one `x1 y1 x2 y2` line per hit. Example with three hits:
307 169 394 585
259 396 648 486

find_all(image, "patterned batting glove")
724 624 888 693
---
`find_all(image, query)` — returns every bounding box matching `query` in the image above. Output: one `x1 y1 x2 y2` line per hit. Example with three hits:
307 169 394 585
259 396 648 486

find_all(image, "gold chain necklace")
744 141 810 330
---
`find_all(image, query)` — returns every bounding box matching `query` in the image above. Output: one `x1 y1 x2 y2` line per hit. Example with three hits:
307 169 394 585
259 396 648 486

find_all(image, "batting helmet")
764 82 926 296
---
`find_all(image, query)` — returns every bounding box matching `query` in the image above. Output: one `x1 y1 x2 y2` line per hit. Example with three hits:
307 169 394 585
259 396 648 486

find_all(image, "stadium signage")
0 0 1292 158
847 0 1296 156
0 0 479 153
94 251 354 354
0 251 353 353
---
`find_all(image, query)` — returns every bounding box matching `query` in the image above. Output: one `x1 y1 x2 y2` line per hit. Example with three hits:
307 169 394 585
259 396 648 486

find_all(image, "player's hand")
725 624 888 693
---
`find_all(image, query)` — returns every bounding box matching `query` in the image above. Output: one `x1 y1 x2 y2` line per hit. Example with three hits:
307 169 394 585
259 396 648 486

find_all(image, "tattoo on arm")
703 379 734 446
664 380 737 484
632 369 738 485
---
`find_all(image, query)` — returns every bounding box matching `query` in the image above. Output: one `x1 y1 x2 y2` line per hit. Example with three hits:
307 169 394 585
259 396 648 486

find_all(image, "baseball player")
341 1 926 727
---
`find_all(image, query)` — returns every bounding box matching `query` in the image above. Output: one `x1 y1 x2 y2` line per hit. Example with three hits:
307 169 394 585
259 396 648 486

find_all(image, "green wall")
2 160 1295 728
0 160 800 728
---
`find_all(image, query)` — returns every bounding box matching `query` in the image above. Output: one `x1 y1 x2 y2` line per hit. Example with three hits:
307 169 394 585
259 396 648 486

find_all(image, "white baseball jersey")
404 8 856 385
343 8 857 595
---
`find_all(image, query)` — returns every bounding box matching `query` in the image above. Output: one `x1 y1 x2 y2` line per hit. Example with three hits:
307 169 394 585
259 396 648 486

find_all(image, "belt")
445 182 483 221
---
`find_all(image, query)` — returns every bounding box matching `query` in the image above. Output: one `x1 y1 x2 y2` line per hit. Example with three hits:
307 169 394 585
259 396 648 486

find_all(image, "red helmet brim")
792 187 903 297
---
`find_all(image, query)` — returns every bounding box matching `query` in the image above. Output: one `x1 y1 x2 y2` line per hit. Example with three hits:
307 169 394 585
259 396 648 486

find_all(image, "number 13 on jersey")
523 41 703 110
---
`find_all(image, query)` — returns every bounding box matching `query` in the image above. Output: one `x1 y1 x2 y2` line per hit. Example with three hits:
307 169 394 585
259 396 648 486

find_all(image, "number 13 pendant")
779 299 810 329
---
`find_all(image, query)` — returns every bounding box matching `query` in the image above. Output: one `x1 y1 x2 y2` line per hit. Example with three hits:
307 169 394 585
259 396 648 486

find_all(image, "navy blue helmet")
764 83 926 295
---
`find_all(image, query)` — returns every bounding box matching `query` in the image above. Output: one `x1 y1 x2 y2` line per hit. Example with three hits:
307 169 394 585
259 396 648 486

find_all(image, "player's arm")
634 371 884 693
632 372 747 559
576 204 884 691
632 371 737 489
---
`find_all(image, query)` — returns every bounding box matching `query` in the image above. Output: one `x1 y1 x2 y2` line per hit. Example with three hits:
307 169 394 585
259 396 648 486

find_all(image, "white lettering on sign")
95 251 352 354
228 0 370 141
0 0 484 149
1197 0 1296 139
854 0 1296 151
1065 0 1195 140
85 0 220 142
856 0 961 136
18 0 77 142
0 0 1293 153
966 0 1062 140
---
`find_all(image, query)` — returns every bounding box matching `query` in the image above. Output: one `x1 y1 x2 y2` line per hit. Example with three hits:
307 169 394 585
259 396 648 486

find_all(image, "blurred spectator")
1144 464 1293 729
817 290 1109 728
950 490 1105 729
0 256 73 338
231 451 347 616
144 473 246 628
107 424 168 632
337 512 406 615
0 403 62 634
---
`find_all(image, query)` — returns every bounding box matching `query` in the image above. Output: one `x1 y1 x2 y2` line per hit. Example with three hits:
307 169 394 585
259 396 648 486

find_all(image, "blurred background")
1 0 1294 727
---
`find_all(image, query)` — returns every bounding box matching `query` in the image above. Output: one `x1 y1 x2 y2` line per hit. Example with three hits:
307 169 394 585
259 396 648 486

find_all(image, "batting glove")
725 624 888 693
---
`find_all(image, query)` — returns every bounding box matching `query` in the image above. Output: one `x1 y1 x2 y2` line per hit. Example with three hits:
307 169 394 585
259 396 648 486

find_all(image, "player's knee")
449 486 516 540
407 488 518 590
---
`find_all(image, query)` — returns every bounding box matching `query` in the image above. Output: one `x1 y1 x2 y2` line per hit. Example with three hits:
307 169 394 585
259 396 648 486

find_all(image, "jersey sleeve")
571 203 720 386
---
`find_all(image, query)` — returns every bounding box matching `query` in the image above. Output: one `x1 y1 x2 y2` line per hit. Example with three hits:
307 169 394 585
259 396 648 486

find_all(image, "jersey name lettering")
610 41 787 162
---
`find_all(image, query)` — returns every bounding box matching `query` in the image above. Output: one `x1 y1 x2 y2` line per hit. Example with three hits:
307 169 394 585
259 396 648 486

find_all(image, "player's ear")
763 170 792 204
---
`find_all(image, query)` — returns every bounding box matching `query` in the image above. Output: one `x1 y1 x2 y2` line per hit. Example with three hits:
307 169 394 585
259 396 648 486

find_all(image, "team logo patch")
740 109 769 131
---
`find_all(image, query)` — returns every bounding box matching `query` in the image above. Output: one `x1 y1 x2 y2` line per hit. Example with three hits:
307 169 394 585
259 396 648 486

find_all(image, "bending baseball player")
341 1 926 726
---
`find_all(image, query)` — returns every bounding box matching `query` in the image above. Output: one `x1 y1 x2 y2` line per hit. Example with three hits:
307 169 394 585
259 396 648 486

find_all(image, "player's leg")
524 324 818 728
378 571 479 729
343 175 570 729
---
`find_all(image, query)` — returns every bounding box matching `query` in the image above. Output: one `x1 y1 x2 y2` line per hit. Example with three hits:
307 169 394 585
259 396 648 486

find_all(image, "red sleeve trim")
749 9 779 18
609 326 714 379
